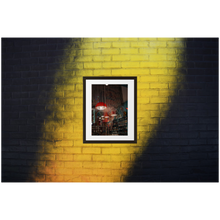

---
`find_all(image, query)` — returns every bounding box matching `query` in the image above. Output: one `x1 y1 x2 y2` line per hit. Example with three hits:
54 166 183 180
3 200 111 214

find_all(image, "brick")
94 42 111 48
112 42 130 47
150 41 166 47
121 48 138 54
84 62 102 69
93 155 111 162
55 168 72 175
82 148 101 154
102 148 120 154
83 162 102 168
102 48 120 55
65 162 82 168
74 155 91 161
102 62 121 68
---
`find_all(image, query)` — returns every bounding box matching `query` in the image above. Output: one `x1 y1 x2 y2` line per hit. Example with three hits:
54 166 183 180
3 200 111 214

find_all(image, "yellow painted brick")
54 124 74 132
138 111 150 118
65 161 82 168
102 148 120 154
56 154 74 161
83 49 101 55
159 76 177 83
167 41 185 47
140 104 159 111
112 42 130 47
102 176 121 182
119 38 138 41
139 48 157 54
74 111 83 118
75 56 93 62
46 161 64 167
63 130 82 139
63 147 81 153
86 176 102 182
64 91 82 98
83 148 101 154
157 35 174 41
75 70 93 76
121 147 141 154
150 41 166 47
151 97 168 103
102 35 119 41
94 42 111 48
150 69 168 75
149 55 167 61
36 167 55 175
138 97 150 104
140 62 158 68
80 42 93 49
121 62 139 68
84 62 102 69
121 48 138 54
93 155 111 162
121 162 134 168
158 48 176 54
56 98 74 105
83 38 101 42
38 153 55 161
65 63 83 70
150 111 161 117
158 61 176 68
131 42 149 47
45 132 63 140
55 84 75 91
139 118 159 125
76 84 83 91
102 48 120 55
93 169 111 176
137 125 149 131
102 62 121 68
138 83 150 89
111 155 130 162
74 155 92 161
140 90 159 97
112 55 130 61
55 167 72 175
83 162 102 168
150 83 169 89
102 162 120 169
75 97 83 104
112 169 128 176
55 111 72 119
63 175 82 182
112 69 149 76
93 55 111 62
157 38 175 41
46 175 64 182
168 54 185 61
44 146 63 153
130 55 148 61
73 168 92 175
139 35 157 41
94 69 111 76
65 104 82 111
140 75 159 82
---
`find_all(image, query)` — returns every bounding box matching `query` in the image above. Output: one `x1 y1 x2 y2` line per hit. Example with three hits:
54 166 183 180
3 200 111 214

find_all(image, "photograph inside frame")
92 84 128 136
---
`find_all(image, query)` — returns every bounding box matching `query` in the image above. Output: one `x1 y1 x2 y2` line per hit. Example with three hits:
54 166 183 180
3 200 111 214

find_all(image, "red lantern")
95 102 107 110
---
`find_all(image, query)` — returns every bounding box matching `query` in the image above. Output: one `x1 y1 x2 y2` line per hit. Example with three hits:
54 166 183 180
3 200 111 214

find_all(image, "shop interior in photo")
92 84 128 135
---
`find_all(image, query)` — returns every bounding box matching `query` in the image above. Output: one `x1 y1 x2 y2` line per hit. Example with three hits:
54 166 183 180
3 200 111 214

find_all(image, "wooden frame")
83 77 137 143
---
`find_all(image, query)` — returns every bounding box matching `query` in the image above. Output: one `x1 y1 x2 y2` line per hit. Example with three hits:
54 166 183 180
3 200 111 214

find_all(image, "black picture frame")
83 77 137 143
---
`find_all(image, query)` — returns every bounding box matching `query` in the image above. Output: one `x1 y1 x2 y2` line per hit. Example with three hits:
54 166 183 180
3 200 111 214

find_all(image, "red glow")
95 102 107 110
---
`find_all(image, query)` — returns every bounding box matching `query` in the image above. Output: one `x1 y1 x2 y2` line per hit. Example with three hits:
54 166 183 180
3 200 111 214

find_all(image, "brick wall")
2 38 218 182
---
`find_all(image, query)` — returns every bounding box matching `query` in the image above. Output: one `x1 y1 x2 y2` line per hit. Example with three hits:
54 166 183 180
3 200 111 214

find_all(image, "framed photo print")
83 77 137 143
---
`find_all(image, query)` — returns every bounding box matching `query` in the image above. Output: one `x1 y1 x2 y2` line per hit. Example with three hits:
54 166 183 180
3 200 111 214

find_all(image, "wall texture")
2 38 218 182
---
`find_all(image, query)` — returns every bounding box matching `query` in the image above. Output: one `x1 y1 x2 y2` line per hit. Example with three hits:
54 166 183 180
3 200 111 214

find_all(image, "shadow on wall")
2 38 79 181
125 38 218 182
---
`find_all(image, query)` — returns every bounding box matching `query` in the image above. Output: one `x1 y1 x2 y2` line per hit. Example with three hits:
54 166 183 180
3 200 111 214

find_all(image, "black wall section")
125 38 219 182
